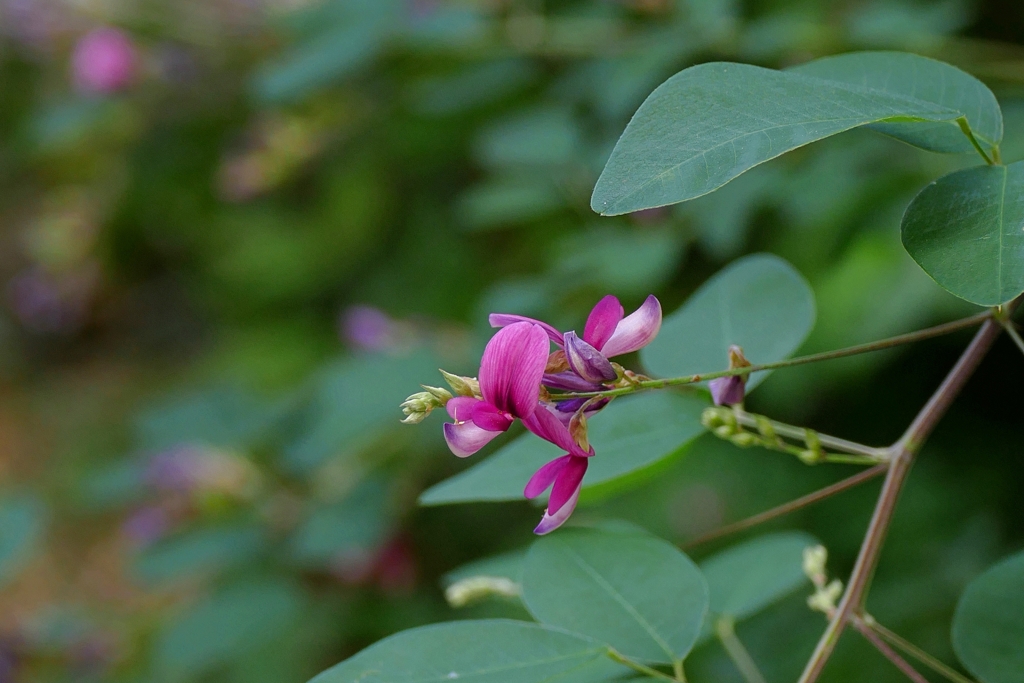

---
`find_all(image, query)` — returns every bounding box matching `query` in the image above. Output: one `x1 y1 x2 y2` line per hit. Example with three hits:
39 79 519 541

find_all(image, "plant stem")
554 312 992 400
606 648 678 682
797 312 1011 683
715 617 768 683
683 464 887 549
862 615 978 683
999 319 1024 357
732 409 887 458
956 116 995 165
673 659 686 682
850 617 932 683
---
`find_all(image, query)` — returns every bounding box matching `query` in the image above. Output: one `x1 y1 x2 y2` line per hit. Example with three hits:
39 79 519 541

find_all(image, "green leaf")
952 549 1024 683
592 60 962 215
289 479 389 566
902 161 1024 306
134 524 265 584
420 391 707 506
699 531 817 632
155 578 307 680
641 254 815 392
788 51 1001 154
522 528 708 664
443 549 525 587
0 494 45 588
307 619 629 683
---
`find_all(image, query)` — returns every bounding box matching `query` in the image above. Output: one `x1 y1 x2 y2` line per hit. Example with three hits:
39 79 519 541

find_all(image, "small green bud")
802 545 828 586
422 385 453 403
730 432 757 448
798 449 823 465
701 407 723 429
807 579 844 615
444 576 521 608
439 369 480 397
755 416 776 440
714 425 736 439
400 390 446 424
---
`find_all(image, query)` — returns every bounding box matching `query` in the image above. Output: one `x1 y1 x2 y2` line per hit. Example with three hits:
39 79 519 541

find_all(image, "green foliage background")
0 0 1022 681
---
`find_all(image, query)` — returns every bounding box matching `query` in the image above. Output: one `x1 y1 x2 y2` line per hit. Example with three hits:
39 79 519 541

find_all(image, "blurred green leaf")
134 524 266 584
420 391 707 506
698 531 816 637
307 619 629 683
550 227 685 297
0 494 45 588
641 253 815 392
474 107 581 168
523 528 708 664
458 176 564 231
410 59 538 115
902 161 1024 306
952 549 1024 683
443 549 525 587
591 60 962 215
155 578 307 680
789 51 1001 154
289 479 389 566
135 387 278 452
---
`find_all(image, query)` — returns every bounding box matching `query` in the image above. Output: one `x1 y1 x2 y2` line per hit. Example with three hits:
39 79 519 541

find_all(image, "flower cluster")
403 295 662 534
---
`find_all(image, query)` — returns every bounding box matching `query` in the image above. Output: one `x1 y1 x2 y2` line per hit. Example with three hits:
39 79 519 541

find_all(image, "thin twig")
732 409 887 458
715 617 768 683
797 305 1016 683
999 319 1024 357
606 648 678 682
850 617 932 683
864 615 978 683
683 464 888 549
554 312 992 400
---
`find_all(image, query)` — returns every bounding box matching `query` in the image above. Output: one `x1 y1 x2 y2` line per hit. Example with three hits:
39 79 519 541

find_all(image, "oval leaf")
789 51 1002 154
522 528 709 664
591 61 961 215
700 531 817 631
308 619 628 683
952 549 1024 683
641 254 815 392
420 391 707 506
902 161 1024 306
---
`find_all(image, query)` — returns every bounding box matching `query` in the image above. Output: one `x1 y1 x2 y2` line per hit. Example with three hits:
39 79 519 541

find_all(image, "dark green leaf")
289 479 389 566
592 61 961 215
901 161 1024 306
523 528 708 663
420 391 707 506
789 51 1001 154
307 619 629 683
0 494 45 588
134 524 265 584
443 550 525 587
952 550 1024 683
641 254 815 392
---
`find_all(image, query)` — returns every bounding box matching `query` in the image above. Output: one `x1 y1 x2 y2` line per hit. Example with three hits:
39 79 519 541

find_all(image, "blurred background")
1 0 1023 681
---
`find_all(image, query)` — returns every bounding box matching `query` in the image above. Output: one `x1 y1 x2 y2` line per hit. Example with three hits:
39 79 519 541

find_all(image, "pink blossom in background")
72 27 137 95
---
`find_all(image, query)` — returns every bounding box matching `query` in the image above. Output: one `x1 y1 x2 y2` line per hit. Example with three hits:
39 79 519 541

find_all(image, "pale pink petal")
443 421 501 458
564 331 617 383
542 372 603 392
584 295 624 350
600 295 662 358
479 323 549 419
522 404 591 458
524 455 569 498
549 455 587 514
534 487 581 535
488 314 563 345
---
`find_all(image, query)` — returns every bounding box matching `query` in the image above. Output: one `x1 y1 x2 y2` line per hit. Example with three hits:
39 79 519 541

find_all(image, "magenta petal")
446 396 483 421
543 372 604 393
709 376 746 406
549 456 587 514
488 314 563 346
601 295 662 358
443 421 501 458
522 404 591 458
479 322 550 419
584 295 624 350
534 487 581 535
470 403 515 432
524 455 570 498
564 331 617 383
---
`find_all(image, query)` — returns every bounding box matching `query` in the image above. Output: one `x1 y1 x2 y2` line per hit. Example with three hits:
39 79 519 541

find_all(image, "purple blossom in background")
145 446 205 492
72 27 137 95
443 322 549 457
7 267 93 334
121 506 171 545
341 305 400 352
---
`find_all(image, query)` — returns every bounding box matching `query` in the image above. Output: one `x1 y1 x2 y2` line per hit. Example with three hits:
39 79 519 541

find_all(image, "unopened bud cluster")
702 406 826 464
444 575 521 608
400 370 483 423
803 544 844 616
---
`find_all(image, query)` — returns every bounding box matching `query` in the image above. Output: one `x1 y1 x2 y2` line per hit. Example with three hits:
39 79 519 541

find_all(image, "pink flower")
72 27 137 95
521 403 593 534
442 322 549 457
490 294 662 386
708 345 750 406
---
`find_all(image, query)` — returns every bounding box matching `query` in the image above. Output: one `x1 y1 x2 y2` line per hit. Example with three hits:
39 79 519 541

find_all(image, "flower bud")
714 425 736 439
400 390 446 424
730 432 757 448
807 579 844 615
803 545 828 586
422 385 453 403
445 576 521 608
798 449 823 465
439 369 480 397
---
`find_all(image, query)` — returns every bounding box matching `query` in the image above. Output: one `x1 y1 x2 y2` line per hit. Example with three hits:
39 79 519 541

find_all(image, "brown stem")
850 617 932 683
683 464 887 549
797 312 1012 683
